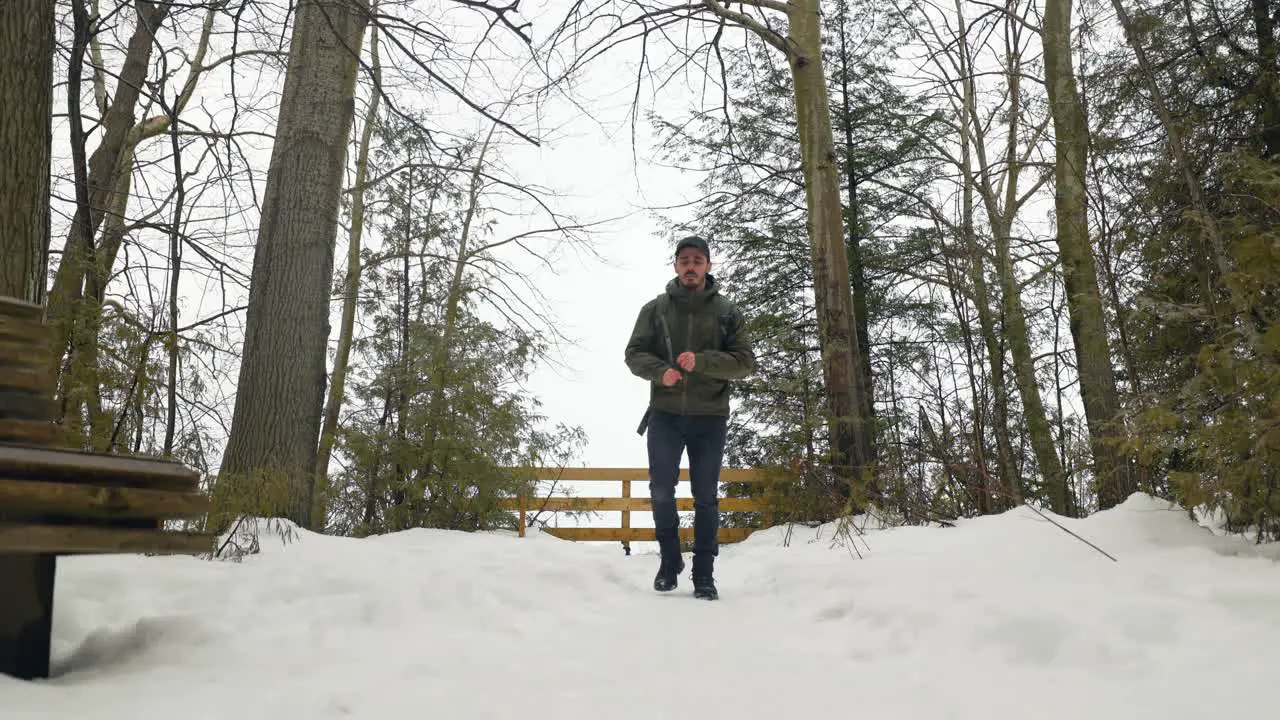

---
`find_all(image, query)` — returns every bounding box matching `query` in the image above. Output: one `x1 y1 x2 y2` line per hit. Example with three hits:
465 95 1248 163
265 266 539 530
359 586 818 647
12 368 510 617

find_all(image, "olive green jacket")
624 275 756 417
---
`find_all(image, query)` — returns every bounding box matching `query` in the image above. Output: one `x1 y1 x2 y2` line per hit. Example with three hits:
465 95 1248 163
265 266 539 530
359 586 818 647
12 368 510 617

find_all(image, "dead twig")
1020 500 1118 562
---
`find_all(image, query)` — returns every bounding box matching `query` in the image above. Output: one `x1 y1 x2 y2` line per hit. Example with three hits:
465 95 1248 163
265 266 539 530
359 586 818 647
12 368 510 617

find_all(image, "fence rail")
500 467 771 551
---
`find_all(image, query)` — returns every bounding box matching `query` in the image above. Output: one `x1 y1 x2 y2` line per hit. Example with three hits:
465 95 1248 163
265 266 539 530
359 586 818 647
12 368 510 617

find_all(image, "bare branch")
698 0 794 57
369 7 541 146
737 0 791 12
447 0 532 42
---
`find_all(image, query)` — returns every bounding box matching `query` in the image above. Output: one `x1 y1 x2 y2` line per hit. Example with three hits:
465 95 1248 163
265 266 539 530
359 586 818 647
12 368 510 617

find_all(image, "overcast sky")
443 0 734 471
514 97 708 470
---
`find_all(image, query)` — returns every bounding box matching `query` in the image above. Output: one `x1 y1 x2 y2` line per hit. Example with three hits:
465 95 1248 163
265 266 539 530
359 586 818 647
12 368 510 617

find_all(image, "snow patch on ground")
3 493 1278 719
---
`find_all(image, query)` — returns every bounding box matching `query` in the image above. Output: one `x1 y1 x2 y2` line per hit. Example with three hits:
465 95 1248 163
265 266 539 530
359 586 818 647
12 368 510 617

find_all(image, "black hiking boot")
693 576 718 600
653 553 684 592
692 554 717 600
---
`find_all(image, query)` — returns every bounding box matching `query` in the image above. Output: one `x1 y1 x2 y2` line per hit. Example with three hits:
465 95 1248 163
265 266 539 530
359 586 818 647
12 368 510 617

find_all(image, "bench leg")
0 553 56 680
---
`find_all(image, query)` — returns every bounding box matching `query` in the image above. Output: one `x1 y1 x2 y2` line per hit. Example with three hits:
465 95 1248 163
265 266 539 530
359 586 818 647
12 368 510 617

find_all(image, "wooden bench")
0 295 214 680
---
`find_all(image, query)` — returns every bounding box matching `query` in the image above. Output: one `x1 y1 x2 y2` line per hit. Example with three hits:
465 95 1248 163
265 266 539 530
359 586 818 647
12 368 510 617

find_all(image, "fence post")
620 479 631 555
518 489 526 538
761 477 774 529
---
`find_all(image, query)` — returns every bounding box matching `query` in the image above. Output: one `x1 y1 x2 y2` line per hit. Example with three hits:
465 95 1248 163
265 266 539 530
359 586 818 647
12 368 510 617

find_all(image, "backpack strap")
654 292 675 363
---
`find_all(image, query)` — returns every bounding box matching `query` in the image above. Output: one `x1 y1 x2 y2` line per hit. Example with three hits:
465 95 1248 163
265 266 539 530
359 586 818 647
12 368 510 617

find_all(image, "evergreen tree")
325 115 584 536
1086 0 1280 535
651 0 941 520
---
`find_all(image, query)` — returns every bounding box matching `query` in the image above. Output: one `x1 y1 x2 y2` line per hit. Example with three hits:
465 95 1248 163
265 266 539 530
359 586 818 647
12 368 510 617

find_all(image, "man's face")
674 248 710 289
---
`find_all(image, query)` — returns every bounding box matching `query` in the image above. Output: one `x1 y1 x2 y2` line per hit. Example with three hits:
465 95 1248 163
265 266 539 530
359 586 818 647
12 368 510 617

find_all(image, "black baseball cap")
675 235 710 259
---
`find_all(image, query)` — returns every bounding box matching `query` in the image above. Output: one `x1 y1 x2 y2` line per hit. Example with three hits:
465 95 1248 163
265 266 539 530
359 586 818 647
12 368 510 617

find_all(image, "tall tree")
217 0 371 526
833 0 876 467
949 0 1051 510
893 0 1063 511
0 0 55 681
559 0 875 496
314 12 383 530
55 3 252 450
645 0 936 511
1085 0 1280 532
1043 0 1136 508
46 1 170 377
779 0 873 494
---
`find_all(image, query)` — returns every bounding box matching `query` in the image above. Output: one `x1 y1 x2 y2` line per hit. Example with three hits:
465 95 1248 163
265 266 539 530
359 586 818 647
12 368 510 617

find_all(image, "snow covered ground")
4 494 1279 719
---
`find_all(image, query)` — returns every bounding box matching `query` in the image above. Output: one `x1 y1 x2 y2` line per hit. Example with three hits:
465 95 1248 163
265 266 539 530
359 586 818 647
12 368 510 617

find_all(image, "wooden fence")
500 467 771 552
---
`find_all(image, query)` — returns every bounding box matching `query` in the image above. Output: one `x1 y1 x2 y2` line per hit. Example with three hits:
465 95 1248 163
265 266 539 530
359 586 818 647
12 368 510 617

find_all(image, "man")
624 235 755 600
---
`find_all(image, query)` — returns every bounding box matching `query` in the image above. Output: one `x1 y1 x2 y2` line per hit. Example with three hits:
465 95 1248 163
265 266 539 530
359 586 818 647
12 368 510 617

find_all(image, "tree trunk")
1049 274 1078 515
385 172 437 527
1043 0 1135 509
79 161 133 449
217 0 370 527
966 236 1018 504
163 98 185 458
362 388 396 530
996 224 1069 512
837 0 877 466
939 240 993 512
420 141 490 501
955 0 1049 509
392 169 412 527
886 348 904 509
55 1 165 445
1109 0 1258 338
0 0 56 681
786 0 872 499
314 18 381 531
0 0 53 305
1110 0 1221 296
1090 154 1143 398
1251 0 1280 158
954 57 1017 507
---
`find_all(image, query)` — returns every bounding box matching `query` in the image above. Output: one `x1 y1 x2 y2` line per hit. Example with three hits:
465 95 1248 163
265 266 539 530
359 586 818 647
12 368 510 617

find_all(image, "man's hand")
676 351 696 372
660 367 683 387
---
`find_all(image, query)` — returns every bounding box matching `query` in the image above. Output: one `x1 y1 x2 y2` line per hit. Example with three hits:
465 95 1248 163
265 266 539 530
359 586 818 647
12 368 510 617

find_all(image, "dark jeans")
646 409 728 570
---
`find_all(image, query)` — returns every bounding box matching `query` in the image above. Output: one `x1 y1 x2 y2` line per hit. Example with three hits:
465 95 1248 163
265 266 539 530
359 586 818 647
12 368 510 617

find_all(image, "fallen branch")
1021 501 1118 562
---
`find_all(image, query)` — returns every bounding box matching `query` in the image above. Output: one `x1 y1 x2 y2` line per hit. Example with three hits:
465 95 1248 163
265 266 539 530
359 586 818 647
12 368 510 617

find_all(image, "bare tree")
953 0 1062 511
1043 0 1136 508
47 2 285 451
217 0 373 526
892 0 1064 511
47 0 171 378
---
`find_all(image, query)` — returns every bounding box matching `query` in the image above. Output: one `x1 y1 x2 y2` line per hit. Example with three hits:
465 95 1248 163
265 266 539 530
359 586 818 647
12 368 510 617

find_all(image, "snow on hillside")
3 493 1279 719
